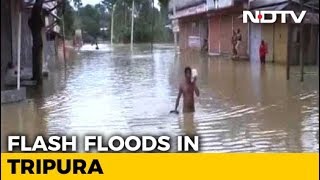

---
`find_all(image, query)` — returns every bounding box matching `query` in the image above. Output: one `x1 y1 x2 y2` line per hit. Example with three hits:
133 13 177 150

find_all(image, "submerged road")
1 44 319 152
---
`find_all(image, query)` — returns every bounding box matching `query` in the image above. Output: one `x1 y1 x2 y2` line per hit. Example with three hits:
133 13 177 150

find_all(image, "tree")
57 1 76 39
101 0 171 43
95 3 109 40
101 0 118 13
78 5 101 41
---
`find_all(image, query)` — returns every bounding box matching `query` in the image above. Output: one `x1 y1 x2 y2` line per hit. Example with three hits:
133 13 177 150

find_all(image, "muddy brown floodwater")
1 44 319 152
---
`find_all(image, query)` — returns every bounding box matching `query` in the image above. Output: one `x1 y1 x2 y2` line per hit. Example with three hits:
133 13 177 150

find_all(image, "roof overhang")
23 0 57 10
168 0 205 13
23 0 61 20
169 3 207 20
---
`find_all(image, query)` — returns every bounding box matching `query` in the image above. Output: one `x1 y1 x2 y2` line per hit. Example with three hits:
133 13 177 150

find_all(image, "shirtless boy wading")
174 67 200 113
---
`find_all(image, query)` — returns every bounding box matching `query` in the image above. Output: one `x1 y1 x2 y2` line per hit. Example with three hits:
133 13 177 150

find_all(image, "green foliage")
58 1 106 41
57 1 75 39
102 0 172 43
60 0 172 42
78 5 101 39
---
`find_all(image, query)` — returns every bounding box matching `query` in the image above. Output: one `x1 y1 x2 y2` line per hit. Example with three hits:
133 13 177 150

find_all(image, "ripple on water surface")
1 44 319 152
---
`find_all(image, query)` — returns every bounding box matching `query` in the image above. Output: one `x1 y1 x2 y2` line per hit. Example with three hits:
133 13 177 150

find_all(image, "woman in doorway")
231 30 237 59
235 29 242 58
259 40 268 64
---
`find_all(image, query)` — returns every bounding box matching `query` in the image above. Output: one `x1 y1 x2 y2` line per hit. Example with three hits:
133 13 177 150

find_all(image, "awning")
251 2 288 11
23 0 57 10
249 0 288 9
23 0 61 21
169 3 207 19
295 12 319 24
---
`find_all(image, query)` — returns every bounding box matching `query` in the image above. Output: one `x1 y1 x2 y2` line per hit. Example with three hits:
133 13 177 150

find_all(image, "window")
192 22 198 34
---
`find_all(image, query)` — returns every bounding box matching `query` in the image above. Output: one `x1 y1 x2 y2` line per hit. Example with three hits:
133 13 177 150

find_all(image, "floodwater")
1 44 319 152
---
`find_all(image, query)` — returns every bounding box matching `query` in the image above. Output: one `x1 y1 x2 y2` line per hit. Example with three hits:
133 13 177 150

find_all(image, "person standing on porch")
235 28 242 58
231 30 237 59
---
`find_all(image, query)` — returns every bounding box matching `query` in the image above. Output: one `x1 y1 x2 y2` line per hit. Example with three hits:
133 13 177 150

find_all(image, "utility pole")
286 0 292 80
299 0 304 82
62 14 66 69
130 0 134 51
311 0 318 75
17 10 22 90
111 4 116 46
173 0 177 52
151 0 154 52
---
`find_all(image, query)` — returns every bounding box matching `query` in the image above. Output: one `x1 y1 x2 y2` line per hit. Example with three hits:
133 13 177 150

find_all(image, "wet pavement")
1 44 319 152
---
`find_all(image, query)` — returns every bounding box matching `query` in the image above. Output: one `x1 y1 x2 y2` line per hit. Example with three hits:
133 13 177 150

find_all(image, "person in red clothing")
259 40 268 64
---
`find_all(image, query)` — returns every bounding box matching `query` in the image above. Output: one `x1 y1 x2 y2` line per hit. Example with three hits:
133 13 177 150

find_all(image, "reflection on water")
1 44 319 152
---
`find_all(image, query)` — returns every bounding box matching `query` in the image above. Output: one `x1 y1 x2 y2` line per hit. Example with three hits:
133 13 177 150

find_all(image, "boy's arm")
174 85 183 111
193 77 200 97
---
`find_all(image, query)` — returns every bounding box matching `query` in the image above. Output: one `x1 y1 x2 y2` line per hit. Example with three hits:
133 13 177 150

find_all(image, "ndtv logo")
243 10 307 24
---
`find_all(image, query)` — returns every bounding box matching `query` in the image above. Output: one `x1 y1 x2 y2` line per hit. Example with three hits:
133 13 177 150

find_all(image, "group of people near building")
231 28 268 64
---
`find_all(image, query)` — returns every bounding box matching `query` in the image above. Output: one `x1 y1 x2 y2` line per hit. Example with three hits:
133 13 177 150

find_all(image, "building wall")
249 23 261 62
13 8 57 71
208 16 220 54
199 20 208 48
208 12 248 57
250 22 319 65
288 24 319 65
1 0 58 89
261 24 275 62
220 15 233 54
11 0 19 67
273 23 288 64
10 1 33 69
304 25 319 65
1 0 12 90
178 16 207 51
250 22 288 64
21 10 33 69
178 21 188 50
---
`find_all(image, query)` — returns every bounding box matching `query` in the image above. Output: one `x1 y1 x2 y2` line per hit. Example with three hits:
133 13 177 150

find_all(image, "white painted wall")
249 23 262 62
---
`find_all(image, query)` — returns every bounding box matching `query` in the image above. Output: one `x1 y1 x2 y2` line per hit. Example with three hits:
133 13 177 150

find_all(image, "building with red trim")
168 0 249 59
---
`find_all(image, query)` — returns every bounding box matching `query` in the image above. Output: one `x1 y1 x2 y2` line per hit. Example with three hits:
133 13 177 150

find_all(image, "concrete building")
1 0 13 90
1 0 60 103
248 0 319 64
168 0 249 58
168 0 208 51
207 0 249 58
